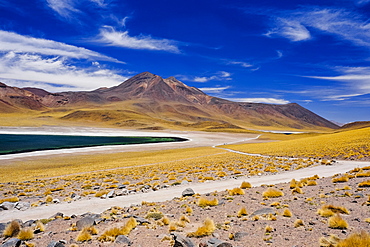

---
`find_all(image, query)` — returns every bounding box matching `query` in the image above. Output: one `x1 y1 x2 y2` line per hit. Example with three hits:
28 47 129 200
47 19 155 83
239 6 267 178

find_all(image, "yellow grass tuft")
307 180 318 186
240 181 252 189
332 176 349 183
265 225 274 233
3 220 21 237
237 207 248 218
187 218 215 238
197 197 218 207
76 228 92 242
318 204 349 216
294 219 304 228
290 179 297 189
17 228 34 241
336 231 370 247
121 217 138 235
98 227 121 242
262 188 284 198
291 187 304 194
282 208 292 217
328 214 348 229
319 234 340 247
34 221 45 232
228 187 245 196
358 180 370 187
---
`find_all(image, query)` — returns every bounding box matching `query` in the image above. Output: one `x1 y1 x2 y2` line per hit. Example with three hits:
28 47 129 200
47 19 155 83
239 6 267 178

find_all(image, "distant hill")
0 72 339 131
339 121 370 130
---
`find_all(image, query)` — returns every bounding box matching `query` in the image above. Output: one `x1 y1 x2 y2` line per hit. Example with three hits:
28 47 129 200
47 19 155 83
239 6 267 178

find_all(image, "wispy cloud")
0 52 127 91
265 18 311 42
304 66 370 100
227 60 253 68
0 30 122 63
180 71 232 83
46 0 80 19
90 0 107 7
198 86 231 94
266 7 370 48
95 26 180 53
225 97 290 104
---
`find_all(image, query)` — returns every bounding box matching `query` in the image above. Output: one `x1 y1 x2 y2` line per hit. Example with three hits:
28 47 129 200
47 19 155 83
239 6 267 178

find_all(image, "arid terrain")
0 125 369 247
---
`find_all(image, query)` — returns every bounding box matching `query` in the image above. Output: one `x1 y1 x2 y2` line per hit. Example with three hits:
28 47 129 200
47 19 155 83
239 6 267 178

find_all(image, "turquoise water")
0 134 186 155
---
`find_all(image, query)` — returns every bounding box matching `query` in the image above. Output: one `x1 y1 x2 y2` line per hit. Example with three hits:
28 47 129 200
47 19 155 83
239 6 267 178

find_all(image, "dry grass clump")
17 228 34 241
240 181 252 189
307 180 318 186
76 228 92 242
262 188 284 198
291 187 304 194
0 197 19 204
228 187 245 196
98 217 137 242
358 180 370 187
317 205 349 216
197 197 218 207
332 176 349 183
265 225 274 233
294 219 304 228
282 208 292 217
319 234 340 247
187 218 215 237
336 231 370 247
328 214 348 229
146 210 164 220
237 207 248 218
3 220 21 237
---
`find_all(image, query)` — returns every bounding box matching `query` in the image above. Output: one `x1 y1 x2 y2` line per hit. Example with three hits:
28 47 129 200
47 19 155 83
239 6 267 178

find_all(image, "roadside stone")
76 216 95 230
182 188 195 197
23 220 36 227
0 238 21 247
0 202 16 210
107 190 115 198
46 241 65 247
0 223 7 233
52 199 60 204
172 233 195 247
207 238 233 247
50 212 64 219
14 202 30 211
233 232 248 241
125 215 149 225
250 207 276 217
115 235 132 245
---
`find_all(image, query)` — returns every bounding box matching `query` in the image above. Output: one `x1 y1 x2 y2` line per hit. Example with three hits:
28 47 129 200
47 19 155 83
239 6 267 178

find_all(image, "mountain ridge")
0 72 339 131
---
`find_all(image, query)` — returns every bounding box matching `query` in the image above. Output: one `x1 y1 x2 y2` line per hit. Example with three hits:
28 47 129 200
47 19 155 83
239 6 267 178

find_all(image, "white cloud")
90 0 107 7
198 86 231 94
0 30 122 63
0 52 127 91
227 61 253 68
226 97 290 104
266 18 311 42
182 71 232 83
96 26 180 53
46 0 80 19
267 7 370 48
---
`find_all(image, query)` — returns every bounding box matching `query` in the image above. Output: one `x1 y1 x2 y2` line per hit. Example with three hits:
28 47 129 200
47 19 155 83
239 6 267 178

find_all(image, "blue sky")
0 0 370 123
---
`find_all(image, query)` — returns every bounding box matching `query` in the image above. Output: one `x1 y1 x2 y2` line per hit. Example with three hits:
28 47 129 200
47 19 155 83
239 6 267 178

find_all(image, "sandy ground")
1 159 368 223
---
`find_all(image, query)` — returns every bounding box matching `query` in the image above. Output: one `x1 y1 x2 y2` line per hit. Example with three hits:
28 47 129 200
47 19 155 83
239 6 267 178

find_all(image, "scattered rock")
115 235 132 245
46 241 65 247
23 220 36 227
50 212 64 219
233 232 248 241
182 188 195 197
107 190 115 198
205 238 233 247
14 202 30 211
125 215 150 225
172 233 195 247
250 207 276 217
76 216 95 230
0 238 21 247
52 199 60 204
0 202 16 210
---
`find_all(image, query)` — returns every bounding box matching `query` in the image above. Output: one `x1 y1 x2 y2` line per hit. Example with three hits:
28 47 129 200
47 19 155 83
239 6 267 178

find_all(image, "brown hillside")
0 73 339 130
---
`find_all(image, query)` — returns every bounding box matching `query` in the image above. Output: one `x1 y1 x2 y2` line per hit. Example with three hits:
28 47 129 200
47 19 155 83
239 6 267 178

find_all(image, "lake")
0 134 187 155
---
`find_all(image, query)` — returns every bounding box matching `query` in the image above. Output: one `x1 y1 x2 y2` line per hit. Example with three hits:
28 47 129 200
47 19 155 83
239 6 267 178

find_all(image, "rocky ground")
1 167 370 247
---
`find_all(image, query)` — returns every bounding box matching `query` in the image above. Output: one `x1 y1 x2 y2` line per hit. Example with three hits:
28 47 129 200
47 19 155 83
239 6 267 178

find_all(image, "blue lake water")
0 134 187 155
